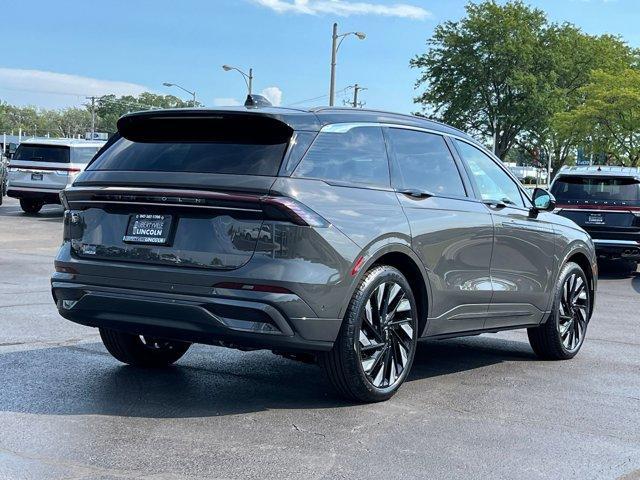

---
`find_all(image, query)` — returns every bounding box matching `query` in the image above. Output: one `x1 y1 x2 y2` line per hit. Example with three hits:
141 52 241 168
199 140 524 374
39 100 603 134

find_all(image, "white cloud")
261 86 283 106
212 97 243 106
0 68 149 108
251 0 430 19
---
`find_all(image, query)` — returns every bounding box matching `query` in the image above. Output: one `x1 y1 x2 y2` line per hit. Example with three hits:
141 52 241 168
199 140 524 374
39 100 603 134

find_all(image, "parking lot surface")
1 197 639 480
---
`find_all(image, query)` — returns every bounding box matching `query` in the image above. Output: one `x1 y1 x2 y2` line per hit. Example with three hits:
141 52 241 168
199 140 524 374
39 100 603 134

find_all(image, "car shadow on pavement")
0 336 536 418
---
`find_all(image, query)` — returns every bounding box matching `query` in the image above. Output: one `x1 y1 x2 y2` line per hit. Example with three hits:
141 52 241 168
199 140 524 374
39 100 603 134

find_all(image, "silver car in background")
7 138 105 213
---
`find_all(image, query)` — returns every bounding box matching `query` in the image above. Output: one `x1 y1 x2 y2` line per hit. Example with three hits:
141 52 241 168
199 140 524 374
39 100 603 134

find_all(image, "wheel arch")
344 244 431 337
563 247 597 319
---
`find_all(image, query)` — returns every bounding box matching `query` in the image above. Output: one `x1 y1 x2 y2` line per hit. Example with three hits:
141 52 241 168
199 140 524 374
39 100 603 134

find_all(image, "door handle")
398 189 434 199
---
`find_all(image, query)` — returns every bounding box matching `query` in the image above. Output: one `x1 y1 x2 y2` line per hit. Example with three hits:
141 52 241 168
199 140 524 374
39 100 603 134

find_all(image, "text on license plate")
123 214 173 245
587 213 605 224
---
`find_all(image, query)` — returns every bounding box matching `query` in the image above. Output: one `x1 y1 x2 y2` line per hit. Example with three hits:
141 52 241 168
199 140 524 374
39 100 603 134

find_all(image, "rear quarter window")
293 125 390 188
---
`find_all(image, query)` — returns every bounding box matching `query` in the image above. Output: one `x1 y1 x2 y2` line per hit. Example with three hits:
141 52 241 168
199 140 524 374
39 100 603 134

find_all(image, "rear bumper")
51 278 341 352
7 186 61 204
593 239 640 260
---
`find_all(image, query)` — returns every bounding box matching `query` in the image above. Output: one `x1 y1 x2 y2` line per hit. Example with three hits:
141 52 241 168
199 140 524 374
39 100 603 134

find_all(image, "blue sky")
1 0 639 113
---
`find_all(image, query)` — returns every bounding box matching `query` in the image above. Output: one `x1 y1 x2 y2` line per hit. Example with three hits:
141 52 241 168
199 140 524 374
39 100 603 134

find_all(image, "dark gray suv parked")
52 107 597 402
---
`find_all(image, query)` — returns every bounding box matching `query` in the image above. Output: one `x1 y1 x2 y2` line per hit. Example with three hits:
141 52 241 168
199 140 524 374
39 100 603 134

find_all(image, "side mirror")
532 188 556 212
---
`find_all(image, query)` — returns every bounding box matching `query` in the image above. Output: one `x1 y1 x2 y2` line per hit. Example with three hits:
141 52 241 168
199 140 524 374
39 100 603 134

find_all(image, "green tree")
410 0 636 167
411 1 553 158
522 26 634 175
95 92 193 133
555 69 640 166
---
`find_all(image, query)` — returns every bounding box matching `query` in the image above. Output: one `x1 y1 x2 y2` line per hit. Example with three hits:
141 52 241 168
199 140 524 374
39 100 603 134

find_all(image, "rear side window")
387 128 466 197
551 176 640 205
14 144 70 163
71 147 101 164
88 139 288 176
293 125 390 188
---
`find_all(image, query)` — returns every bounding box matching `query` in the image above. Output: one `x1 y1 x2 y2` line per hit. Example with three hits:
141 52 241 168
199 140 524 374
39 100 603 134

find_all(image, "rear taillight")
261 196 329 228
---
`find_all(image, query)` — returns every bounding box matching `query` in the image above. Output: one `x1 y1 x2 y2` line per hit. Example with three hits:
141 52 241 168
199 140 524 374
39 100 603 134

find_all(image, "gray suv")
52 107 597 402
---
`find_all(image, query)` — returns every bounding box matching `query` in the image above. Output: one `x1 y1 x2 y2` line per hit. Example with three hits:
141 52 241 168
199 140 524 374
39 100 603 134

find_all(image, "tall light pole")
222 65 253 95
329 23 366 107
163 82 197 107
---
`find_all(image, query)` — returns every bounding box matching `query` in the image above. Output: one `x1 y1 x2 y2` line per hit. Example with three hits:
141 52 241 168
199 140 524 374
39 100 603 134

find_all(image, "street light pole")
163 82 197 107
329 23 366 107
329 23 338 107
222 65 253 95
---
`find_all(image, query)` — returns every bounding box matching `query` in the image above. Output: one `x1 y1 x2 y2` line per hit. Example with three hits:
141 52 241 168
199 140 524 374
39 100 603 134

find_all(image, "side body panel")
485 207 558 328
269 176 411 320
398 195 495 335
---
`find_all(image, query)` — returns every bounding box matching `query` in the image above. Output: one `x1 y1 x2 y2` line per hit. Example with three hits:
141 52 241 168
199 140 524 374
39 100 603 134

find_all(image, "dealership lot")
0 197 638 480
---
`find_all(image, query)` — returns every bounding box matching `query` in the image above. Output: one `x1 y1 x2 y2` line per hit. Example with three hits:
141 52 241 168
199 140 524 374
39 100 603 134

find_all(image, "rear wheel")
320 265 418 403
20 198 43 214
528 262 591 360
99 328 191 367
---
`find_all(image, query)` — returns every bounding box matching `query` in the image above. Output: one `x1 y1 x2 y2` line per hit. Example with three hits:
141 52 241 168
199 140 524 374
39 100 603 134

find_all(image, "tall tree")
555 69 640 166
522 26 634 175
411 1 553 158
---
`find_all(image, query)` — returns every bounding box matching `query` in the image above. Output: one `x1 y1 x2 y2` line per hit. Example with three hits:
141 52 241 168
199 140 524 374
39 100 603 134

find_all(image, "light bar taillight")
260 196 329 228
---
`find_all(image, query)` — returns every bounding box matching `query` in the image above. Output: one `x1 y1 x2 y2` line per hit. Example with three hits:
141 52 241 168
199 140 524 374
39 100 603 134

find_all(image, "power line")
286 86 352 107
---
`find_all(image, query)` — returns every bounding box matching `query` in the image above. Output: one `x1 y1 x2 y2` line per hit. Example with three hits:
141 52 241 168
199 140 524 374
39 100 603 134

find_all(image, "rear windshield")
88 138 288 176
71 146 101 164
14 144 70 163
551 176 640 205
89 114 294 176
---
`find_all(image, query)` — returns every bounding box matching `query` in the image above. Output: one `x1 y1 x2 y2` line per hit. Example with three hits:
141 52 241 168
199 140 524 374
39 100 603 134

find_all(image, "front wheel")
320 265 418 402
20 198 43 214
99 328 191 367
528 262 591 360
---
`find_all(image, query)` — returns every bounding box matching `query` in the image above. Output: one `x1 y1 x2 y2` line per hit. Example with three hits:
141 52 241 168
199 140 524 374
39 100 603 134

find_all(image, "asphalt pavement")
0 196 638 480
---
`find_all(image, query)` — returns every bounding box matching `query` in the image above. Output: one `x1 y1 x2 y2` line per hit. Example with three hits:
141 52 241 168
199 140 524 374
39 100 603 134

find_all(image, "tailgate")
63 187 268 270
556 206 640 241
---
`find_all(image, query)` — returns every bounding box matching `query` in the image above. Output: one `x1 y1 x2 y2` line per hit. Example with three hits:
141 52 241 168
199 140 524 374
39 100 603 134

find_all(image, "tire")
20 198 43 214
320 265 418 403
99 328 191 367
528 262 591 360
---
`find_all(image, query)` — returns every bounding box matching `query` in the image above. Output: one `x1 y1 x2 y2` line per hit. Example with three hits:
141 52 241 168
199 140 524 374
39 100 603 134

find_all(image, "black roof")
118 106 477 144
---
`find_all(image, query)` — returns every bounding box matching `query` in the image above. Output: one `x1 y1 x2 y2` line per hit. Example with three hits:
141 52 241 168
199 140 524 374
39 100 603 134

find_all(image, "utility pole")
87 96 97 139
349 84 367 108
343 84 367 108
